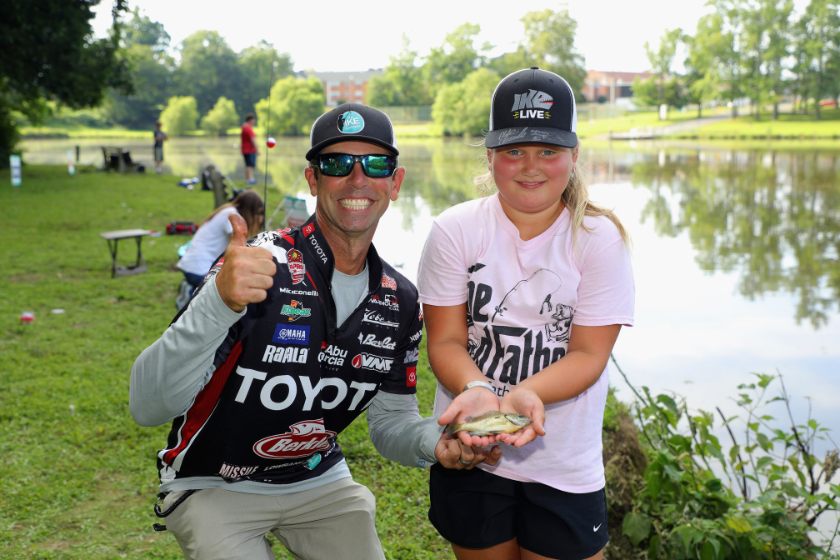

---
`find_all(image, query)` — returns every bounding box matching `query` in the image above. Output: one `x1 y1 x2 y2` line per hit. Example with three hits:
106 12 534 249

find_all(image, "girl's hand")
438 386 501 447
498 388 546 448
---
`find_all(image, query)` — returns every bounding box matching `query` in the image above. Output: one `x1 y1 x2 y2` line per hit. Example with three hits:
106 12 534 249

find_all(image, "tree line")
634 0 840 120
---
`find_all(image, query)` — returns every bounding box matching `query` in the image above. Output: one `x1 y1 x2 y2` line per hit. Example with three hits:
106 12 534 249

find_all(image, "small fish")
445 411 532 437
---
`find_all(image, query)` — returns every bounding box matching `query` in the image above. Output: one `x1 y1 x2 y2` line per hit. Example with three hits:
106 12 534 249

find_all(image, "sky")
90 0 719 74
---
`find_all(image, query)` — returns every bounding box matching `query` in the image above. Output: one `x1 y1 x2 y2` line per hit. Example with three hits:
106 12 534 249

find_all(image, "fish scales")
445 411 532 437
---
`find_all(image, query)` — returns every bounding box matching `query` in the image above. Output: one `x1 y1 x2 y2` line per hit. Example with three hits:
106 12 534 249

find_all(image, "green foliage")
432 68 499 137
519 9 587 96
176 30 243 115
424 23 490 97
237 41 295 116
160 96 199 136
615 363 840 559
367 35 432 107
200 97 239 136
105 42 176 129
633 76 686 109
255 76 325 137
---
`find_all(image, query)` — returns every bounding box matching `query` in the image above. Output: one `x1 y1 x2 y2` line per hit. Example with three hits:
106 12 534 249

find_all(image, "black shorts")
429 464 608 560
243 152 256 167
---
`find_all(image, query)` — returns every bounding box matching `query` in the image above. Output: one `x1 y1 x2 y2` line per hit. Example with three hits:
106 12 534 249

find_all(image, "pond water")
23 137 840 456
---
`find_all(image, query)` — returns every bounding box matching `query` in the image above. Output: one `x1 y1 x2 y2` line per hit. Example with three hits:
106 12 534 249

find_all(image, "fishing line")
262 51 276 232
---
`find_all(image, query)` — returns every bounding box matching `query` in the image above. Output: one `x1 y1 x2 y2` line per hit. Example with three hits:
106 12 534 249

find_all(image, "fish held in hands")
445 411 532 437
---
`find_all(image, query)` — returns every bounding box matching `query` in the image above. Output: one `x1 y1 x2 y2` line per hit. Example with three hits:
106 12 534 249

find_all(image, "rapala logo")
281 300 311 322
318 342 347 366
362 309 399 329
234 367 378 412
406 366 417 388
381 274 397 290
352 353 393 372
263 345 309 364
287 249 305 284
253 419 337 459
404 348 419 363
358 332 396 350
308 234 328 264
218 463 259 478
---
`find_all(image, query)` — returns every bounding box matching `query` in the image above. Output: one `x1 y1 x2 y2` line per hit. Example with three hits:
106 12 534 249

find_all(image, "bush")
159 96 199 136
200 96 239 136
254 76 324 136
613 360 840 559
432 68 499 137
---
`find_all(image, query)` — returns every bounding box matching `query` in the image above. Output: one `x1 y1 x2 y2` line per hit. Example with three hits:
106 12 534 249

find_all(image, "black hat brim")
306 136 400 161
485 127 578 150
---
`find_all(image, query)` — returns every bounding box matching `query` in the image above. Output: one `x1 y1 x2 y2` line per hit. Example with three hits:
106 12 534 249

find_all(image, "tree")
432 67 499 136
160 96 199 136
237 41 294 116
685 13 728 118
425 23 490 96
644 28 683 118
800 0 840 119
254 76 324 136
176 30 242 115
0 0 132 165
367 35 431 106
200 97 238 136
488 46 533 79
520 9 587 97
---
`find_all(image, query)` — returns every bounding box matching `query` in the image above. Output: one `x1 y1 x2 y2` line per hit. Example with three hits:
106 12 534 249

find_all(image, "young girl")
417 68 635 560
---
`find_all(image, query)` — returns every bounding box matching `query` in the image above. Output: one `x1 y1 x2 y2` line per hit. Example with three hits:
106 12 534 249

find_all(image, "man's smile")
338 198 373 210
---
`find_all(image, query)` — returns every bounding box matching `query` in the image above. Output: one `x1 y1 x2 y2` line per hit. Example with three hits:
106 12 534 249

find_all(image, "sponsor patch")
305 454 322 470
369 295 398 311
338 111 364 134
281 300 311 322
406 366 417 387
511 90 554 120
307 234 328 264
381 274 397 290
318 342 348 366
409 329 422 343
253 419 336 459
272 324 310 345
218 463 259 478
277 287 318 296
351 353 394 372
287 249 305 284
362 309 399 329
263 345 309 364
303 223 315 236
404 348 419 363
358 332 396 350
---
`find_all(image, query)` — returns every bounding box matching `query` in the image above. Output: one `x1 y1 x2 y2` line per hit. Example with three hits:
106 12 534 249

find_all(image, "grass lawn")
669 108 840 139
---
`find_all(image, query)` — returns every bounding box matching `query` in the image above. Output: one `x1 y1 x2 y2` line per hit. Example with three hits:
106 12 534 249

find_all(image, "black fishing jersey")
157 215 424 486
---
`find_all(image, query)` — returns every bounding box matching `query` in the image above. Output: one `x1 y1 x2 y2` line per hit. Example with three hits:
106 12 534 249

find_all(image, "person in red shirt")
241 113 258 184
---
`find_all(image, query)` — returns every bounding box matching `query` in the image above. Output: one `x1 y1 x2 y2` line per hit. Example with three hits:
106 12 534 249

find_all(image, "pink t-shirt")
417 194 634 492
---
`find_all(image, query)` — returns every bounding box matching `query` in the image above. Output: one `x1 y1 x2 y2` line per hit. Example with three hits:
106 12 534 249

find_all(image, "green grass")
669 107 840 139
19 125 154 140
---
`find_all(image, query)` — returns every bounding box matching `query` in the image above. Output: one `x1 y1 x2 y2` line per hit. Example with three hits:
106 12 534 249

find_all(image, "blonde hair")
474 144 631 248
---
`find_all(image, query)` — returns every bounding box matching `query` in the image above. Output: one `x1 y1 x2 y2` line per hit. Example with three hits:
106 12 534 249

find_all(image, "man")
154 121 168 174
241 113 258 184
130 104 500 560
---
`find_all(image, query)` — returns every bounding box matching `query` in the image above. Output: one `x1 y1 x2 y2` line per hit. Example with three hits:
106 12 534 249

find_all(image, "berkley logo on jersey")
263 345 309 364
281 300 311 322
358 332 396 350
352 353 393 372
404 348 419 363
362 309 399 329
381 274 397 290
253 419 337 459
218 463 259 478
272 324 310 345
406 366 417 387
287 249 305 284
318 342 347 366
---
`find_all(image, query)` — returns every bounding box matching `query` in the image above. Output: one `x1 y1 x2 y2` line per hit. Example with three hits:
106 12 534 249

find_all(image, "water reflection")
624 149 840 328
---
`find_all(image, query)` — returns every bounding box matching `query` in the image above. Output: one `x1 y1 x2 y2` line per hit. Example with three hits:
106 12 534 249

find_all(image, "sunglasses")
313 153 397 178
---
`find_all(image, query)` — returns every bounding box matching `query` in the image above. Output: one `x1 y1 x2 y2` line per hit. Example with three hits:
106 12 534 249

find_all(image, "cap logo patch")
338 111 364 134
511 90 553 111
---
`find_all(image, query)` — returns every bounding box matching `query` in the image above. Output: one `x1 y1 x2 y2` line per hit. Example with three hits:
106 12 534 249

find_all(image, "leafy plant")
612 357 840 559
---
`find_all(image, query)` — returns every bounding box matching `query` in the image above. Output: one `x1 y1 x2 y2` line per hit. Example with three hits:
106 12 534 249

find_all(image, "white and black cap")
486 67 578 150
306 103 399 161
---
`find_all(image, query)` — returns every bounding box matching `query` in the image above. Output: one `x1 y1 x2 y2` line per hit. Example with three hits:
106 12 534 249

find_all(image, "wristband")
463 381 497 395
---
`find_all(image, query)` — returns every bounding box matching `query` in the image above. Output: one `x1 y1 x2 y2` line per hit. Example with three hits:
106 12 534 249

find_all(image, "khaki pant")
162 478 385 560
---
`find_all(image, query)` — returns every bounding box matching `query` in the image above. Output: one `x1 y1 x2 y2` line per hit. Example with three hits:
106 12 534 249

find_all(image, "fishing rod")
262 51 276 232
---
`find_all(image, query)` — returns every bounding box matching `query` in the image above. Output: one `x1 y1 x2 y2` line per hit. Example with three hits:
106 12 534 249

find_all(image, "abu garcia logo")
511 89 553 120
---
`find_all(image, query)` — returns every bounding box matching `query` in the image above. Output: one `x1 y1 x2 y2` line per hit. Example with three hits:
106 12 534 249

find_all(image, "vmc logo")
351 353 393 372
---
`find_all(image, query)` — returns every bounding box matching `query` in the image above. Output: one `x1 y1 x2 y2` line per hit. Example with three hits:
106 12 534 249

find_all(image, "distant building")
303 70 384 107
584 70 653 103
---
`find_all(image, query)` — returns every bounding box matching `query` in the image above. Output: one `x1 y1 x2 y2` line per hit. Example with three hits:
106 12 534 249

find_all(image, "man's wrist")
462 381 496 395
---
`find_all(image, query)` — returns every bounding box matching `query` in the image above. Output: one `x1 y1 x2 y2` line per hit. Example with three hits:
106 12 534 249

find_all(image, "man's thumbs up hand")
216 213 276 312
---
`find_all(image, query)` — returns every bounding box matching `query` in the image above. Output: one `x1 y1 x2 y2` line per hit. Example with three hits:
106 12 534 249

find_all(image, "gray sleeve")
129 275 245 427
366 391 445 469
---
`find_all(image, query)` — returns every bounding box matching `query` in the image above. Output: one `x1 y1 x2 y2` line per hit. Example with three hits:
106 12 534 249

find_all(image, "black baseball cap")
306 103 399 161
485 67 578 150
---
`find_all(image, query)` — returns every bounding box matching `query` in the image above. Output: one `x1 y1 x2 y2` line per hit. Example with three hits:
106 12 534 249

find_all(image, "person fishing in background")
241 112 258 185
154 120 168 175
418 67 636 560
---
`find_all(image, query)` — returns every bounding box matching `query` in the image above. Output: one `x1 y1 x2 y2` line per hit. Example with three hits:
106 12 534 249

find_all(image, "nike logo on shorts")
593 524 601 532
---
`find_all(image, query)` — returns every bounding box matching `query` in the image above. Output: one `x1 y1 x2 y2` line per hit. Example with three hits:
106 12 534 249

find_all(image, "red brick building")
584 70 652 103
305 70 384 107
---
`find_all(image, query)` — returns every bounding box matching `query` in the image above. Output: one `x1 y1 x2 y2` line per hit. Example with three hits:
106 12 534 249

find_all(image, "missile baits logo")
286 249 305 284
511 90 553 120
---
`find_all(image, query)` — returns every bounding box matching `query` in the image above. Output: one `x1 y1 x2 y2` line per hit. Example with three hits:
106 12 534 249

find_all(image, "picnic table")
99 229 151 278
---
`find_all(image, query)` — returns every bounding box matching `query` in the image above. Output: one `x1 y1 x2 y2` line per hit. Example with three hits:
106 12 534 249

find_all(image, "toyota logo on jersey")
253 419 336 459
